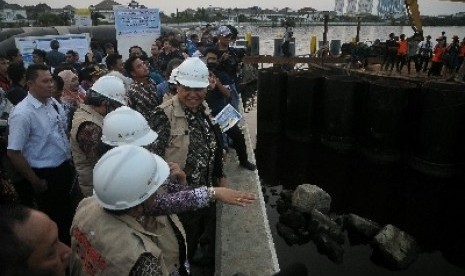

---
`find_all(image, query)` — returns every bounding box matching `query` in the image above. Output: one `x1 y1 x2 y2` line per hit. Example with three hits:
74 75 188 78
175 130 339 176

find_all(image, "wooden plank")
242 55 347 65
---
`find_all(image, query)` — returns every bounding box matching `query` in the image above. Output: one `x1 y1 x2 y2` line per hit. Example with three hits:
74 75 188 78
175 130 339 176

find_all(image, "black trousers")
225 124 249 164
14 161 78 245
179 204 216 266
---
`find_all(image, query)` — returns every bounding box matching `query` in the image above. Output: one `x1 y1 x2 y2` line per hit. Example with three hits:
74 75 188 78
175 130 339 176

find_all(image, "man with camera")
212 25 244 111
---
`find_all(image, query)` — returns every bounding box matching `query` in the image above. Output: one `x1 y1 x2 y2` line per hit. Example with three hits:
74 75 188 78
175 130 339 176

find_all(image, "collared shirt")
7 93 71 168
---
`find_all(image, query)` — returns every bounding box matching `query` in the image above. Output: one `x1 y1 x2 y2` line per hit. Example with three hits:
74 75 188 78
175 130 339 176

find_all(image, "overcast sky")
11 0 465 16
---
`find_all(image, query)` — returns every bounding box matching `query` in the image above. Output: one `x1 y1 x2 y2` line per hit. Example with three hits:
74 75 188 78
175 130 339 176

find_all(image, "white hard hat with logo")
90 75 127 105
93 145 169 210
101 106 158 147
175 57 209 88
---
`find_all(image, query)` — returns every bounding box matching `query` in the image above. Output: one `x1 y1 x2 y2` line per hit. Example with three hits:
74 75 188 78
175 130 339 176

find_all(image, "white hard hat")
175 57 209 88
90 75 127 105
101 106 158 147
93 145 169 210
168 68 179 85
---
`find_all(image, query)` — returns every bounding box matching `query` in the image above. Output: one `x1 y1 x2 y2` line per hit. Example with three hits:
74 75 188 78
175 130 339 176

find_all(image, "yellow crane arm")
404 0 423 35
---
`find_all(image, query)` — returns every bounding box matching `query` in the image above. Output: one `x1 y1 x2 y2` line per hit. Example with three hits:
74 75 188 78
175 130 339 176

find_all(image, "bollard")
245 32 252 47
251 36 260 56
320 75 365 152
245 32 252 54
310 36 317 55
274 38 295 57
358 79 417 164
330 40 342 56
407 81 465 178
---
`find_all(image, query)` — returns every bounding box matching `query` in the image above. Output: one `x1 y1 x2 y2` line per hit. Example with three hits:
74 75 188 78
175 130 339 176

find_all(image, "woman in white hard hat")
70 145 187 275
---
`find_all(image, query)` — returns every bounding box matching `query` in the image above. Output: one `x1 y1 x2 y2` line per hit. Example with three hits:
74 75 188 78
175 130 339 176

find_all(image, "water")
238 25 465 56
260 141 465 276
251 26 465 275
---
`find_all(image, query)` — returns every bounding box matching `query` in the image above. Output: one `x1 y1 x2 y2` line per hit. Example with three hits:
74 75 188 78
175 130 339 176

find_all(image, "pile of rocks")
274 184 420 269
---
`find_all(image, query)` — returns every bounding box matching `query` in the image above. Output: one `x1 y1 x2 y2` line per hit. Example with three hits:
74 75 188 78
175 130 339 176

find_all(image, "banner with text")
114 7 160 38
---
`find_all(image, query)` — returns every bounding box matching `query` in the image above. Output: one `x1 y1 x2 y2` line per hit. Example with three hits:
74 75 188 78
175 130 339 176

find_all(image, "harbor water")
235 25 465 56
247 28 465 274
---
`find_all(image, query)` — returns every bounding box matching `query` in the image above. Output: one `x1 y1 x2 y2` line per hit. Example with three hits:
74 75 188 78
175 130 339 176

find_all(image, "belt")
31 159 72 171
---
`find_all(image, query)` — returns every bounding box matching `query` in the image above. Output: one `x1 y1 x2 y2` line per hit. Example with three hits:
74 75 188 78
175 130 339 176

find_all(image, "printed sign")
114 7 160 38
213 104 242 133
15 34 91 67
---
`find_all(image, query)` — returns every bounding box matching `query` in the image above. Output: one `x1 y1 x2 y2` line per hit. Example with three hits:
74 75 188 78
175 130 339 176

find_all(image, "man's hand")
168 162 187 185
214 187 256 207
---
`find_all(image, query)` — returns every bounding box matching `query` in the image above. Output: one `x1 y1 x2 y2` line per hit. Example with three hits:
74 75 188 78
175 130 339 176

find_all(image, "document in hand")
212 104 242 133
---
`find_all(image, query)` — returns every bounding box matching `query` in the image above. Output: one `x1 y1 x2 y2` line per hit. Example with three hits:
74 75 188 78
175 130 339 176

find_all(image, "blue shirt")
7 93 71 168
186 40 198 57
156 81 169 99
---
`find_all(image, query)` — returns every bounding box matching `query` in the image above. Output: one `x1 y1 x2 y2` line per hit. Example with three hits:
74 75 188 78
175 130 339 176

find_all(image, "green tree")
37 12 64 26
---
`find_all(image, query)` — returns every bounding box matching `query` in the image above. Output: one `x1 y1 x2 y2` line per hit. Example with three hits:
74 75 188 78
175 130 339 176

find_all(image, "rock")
331 213 347 228
313 233 344 263
280 189 294 203
279 210 307 230
372 224 419 269
346 213 381 239
308 209 345 244
296 228 312 243
291 184 332 214
276 223 300 245
276 199 289 214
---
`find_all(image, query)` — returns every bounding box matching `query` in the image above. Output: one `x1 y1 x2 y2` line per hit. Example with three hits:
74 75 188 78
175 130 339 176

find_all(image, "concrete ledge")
216 108 279 275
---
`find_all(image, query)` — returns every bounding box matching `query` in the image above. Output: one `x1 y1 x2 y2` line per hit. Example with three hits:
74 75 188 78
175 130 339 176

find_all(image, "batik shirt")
147 180 211 216
127 78 161 128
151 104 223 188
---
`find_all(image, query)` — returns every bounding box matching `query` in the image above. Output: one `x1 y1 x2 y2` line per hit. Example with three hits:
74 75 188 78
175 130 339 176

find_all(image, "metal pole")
323 14 329 46
356 16 361 43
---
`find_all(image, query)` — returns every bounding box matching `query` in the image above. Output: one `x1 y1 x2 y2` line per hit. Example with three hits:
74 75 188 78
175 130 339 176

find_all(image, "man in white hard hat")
150 57 227 269
70 75 127 197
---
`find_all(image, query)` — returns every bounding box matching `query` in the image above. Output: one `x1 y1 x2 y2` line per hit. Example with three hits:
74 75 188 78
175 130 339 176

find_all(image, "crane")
404 0 423 36
404 0 465 38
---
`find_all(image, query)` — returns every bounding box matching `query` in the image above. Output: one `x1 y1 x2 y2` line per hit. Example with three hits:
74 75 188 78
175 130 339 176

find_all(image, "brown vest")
158 96 191 169
70 197 187 275
70 105 103 197
158 95 211 170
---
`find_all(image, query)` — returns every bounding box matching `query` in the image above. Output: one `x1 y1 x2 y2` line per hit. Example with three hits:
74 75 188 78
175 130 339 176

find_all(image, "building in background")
334 0 345 15
346 0 358 15
358 0 374 14
378 0 405 18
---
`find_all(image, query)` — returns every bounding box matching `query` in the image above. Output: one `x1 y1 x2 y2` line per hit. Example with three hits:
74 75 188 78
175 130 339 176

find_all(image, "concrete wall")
216 108 279 275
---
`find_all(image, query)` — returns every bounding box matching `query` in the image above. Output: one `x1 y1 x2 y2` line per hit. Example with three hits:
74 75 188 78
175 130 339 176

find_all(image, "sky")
10 0 465 16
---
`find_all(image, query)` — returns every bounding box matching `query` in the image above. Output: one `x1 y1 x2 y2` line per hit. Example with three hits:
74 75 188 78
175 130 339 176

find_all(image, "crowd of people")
0 25 280 276
379 31 465 81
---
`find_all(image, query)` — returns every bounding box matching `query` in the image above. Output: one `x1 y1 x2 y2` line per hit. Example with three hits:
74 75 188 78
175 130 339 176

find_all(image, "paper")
213 104 242 133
